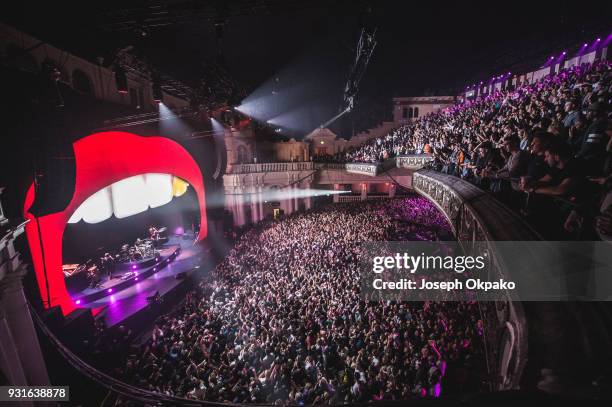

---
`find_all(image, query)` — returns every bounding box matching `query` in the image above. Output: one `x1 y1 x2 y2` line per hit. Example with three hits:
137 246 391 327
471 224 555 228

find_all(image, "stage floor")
82 235 212 327
73 245 179 297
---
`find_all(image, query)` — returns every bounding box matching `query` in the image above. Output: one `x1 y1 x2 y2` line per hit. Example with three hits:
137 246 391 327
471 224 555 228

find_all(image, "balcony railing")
394 154 435 169
337 194 395 203
228 156 435 175
345 155 435 176
337 195 363 203
413 170 533 391
345 163 380 175
229 161 314 174
314 163 346 170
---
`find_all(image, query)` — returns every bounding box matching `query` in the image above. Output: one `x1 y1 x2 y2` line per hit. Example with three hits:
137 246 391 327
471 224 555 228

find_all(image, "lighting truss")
319 25 377 129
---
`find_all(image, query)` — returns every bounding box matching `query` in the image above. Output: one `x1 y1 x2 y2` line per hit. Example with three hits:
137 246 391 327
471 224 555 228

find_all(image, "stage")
71 235 211 328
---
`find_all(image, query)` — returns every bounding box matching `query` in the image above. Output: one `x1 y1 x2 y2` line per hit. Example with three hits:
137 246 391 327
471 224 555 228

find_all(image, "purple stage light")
135 277 139 281
153 267 156 271
132 265 137 269
107 288 113 293
584 43 588 47
75 299 81 305
597 38 601 42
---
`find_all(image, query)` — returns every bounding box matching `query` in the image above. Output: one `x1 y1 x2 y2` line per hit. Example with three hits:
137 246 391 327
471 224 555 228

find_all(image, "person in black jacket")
576 102 609 174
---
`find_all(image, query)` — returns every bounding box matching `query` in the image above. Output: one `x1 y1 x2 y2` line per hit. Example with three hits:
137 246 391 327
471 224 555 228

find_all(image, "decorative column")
280 197 288 216
304 181 312 210
361 183 367 201
287 186 294 215
333 184 340 203
228 191 239 226
250 186 259 224
257 186 264 220
388 183 396 198
286 175 295 214
293 184 299 213
236 187 246 226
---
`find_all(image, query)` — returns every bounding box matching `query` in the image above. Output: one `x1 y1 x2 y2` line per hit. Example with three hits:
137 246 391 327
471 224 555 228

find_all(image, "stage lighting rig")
343 27 377 112
152 76 163 103
191 61 245 112
111 46 197 105
319 26 377 129
98 1 330 32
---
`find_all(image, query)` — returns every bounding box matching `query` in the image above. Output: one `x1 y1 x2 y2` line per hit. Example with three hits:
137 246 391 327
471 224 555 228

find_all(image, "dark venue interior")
0 1 611 406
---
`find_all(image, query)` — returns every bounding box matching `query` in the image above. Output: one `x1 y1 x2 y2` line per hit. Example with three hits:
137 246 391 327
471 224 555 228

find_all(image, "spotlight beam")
157 103 192 138
226 188 350 202
319 106 351 129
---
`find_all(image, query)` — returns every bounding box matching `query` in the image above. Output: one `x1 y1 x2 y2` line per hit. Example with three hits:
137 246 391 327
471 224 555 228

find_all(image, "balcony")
413 170 535 390
229 161 314 174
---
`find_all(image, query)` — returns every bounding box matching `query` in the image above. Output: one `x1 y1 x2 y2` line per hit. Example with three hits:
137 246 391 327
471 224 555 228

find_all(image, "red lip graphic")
23 131 208 315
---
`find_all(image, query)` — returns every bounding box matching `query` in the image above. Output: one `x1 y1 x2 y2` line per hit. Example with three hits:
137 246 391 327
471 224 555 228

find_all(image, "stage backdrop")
23 131 208 315
62 187 198 265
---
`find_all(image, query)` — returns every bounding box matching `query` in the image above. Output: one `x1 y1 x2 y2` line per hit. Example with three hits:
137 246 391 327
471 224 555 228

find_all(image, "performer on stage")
85 260 101 288
148 225 168 246
101 252 115 279
149 225 160 241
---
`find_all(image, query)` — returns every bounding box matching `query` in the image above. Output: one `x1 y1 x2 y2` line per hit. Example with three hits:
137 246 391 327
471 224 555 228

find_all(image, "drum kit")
117 239 157 263
68 226 167 289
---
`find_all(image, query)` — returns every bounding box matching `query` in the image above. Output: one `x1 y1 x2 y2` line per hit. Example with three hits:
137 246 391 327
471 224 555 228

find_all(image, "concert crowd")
110 198 485 403
335 61 612 239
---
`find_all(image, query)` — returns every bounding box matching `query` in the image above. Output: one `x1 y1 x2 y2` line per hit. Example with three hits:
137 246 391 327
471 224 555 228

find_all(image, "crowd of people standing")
113 198 485 404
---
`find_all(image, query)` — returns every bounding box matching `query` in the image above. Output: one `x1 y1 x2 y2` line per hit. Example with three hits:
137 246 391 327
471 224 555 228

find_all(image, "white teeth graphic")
111 175 149 219
67 173 187 224
80 187 113 224
145 174 173 208
67 205 83 224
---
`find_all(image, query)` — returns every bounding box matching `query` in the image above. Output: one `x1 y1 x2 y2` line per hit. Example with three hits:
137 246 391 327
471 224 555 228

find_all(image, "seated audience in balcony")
494 135 529 179
576 102 609 174
563 100 582 129
328 60 611 239
486 134 529 194
521 141 586 198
